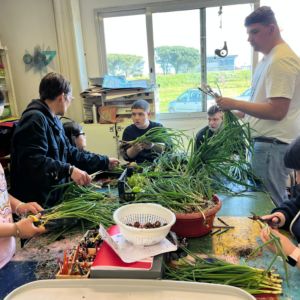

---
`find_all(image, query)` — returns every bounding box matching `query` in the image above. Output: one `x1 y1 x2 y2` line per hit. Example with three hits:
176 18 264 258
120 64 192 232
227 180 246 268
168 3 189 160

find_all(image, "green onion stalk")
60 182 109 202
41 183 119 228
247 220 289 284
133 173 215 214
186 112 256 190
164 248 282 295
152 151 189 175
120 127 187 152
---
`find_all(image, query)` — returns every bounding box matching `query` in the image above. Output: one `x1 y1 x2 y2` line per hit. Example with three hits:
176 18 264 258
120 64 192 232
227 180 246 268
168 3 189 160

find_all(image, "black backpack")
0 120 18 157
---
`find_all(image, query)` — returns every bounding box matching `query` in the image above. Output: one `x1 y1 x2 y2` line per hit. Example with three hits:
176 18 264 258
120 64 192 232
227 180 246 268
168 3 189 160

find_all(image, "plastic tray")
5 279 255 300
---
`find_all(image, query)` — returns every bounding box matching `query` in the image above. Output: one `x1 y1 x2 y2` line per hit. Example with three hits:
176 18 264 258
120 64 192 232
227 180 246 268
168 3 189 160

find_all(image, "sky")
103 0 300 75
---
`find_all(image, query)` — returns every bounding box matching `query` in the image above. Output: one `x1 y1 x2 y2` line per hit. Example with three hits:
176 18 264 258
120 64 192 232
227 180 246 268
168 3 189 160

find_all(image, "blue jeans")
251 141 291 206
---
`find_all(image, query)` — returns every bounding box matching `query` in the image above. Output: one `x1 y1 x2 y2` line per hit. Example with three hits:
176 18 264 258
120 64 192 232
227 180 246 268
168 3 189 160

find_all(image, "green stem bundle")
165 248 282 295
121 127 187 152
133 173 214 213
248 220 289 284
41 183 119 228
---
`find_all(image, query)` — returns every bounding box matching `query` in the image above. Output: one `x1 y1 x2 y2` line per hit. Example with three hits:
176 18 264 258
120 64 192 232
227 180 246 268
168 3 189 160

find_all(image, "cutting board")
212 217 261 258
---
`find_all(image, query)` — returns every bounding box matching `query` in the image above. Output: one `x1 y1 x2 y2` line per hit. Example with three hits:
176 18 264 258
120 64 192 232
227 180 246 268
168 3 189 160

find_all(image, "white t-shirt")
0 163 16 269
245 43 300 143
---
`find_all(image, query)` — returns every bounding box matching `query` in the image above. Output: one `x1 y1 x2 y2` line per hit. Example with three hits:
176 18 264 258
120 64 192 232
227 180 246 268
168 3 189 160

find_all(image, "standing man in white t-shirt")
216 6 300 206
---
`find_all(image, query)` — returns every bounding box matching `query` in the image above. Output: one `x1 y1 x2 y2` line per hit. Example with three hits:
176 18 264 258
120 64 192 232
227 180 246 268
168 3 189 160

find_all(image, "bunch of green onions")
165 248 282 295
197 83 253 167
40 183 119 228
121 127 187 152
248 220 289 284
186 111 255 189
152 151 188 174
134 173 215 213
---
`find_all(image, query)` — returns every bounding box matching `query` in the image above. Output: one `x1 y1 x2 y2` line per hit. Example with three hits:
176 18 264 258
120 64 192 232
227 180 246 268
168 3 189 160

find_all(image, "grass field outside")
156 69 252 113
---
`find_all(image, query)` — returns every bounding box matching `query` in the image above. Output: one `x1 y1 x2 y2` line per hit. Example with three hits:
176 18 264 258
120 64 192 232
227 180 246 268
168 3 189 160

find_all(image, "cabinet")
0 43 18 119
81 121 131 160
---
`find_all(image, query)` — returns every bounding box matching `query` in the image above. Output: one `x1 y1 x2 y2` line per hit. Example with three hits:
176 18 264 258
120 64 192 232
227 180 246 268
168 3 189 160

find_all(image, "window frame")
95 0 258 118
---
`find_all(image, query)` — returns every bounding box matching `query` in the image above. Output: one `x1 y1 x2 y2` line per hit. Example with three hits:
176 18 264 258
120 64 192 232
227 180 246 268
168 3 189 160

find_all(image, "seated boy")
62 118 86 151
120 99 164 163
195 105 223 150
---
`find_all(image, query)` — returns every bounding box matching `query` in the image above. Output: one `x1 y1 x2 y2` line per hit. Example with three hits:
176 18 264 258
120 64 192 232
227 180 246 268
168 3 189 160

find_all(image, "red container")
171 195 222 238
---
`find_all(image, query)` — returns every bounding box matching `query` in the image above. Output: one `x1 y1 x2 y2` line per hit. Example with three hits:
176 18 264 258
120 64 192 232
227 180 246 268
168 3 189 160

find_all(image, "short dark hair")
39 72 71 101
244 6 277 27
63 120 83 146
0 89 4 105
131 99 150 112
207 105 222 116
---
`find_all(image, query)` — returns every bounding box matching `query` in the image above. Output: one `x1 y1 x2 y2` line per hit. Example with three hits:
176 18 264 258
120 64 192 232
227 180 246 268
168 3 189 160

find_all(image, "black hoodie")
10 100 109 207
273 135 300 242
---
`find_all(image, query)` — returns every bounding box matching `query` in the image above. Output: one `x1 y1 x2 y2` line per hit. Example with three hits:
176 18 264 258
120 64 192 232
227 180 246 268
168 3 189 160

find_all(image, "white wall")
0 0 59 115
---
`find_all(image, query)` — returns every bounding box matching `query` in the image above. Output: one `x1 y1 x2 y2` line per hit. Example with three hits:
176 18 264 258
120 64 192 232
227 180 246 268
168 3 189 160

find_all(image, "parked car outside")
235 88 252 101
168 89 215 113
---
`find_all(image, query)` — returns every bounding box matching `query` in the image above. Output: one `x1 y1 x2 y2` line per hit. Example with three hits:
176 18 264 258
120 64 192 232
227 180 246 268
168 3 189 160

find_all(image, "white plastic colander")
113 203 176 246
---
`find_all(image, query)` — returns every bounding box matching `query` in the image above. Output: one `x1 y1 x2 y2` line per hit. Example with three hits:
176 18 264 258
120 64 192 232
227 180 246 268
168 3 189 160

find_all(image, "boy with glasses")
10 72 119 207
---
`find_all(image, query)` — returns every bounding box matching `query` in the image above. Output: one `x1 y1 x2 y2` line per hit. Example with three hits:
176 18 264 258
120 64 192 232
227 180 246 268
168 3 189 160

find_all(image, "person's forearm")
217 97 290 120
126 146 140 159
232 101 285 120
0 223 18 238
234 110 245 119
9 195 24 214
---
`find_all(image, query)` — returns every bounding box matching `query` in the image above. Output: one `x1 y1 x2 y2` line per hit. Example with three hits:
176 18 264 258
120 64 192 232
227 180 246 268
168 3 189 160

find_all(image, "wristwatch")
286 247 300 267
69 165 74 177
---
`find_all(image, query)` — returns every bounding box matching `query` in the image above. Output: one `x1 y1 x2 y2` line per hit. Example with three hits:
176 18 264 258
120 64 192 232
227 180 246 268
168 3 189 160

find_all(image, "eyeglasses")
64 93 74 102
74 132 85 137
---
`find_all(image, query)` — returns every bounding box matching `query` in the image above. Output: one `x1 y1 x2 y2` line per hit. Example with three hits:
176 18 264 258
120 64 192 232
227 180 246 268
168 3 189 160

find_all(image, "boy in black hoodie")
260 136 300 268
10 72 119 207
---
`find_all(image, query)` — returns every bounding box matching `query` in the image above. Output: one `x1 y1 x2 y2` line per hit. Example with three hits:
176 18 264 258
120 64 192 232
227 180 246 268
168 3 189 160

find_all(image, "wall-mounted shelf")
0 44 18 120
81 86 156 123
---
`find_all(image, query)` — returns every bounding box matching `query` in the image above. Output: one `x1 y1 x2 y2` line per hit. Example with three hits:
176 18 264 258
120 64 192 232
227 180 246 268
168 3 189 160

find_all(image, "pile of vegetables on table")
165 248 283 295
33 110 288 296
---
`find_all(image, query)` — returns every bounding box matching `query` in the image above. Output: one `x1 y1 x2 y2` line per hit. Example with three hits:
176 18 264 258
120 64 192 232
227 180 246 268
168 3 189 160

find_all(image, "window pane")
261 0 300 55
104 15 149 79
206 4 253 100
153 10 202 113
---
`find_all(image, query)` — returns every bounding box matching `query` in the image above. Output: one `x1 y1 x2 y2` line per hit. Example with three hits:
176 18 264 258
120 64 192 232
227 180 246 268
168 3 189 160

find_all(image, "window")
152 10 201 113
96 1 254 115
261 0 300 56
104 14 149 80
206 5 252 100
